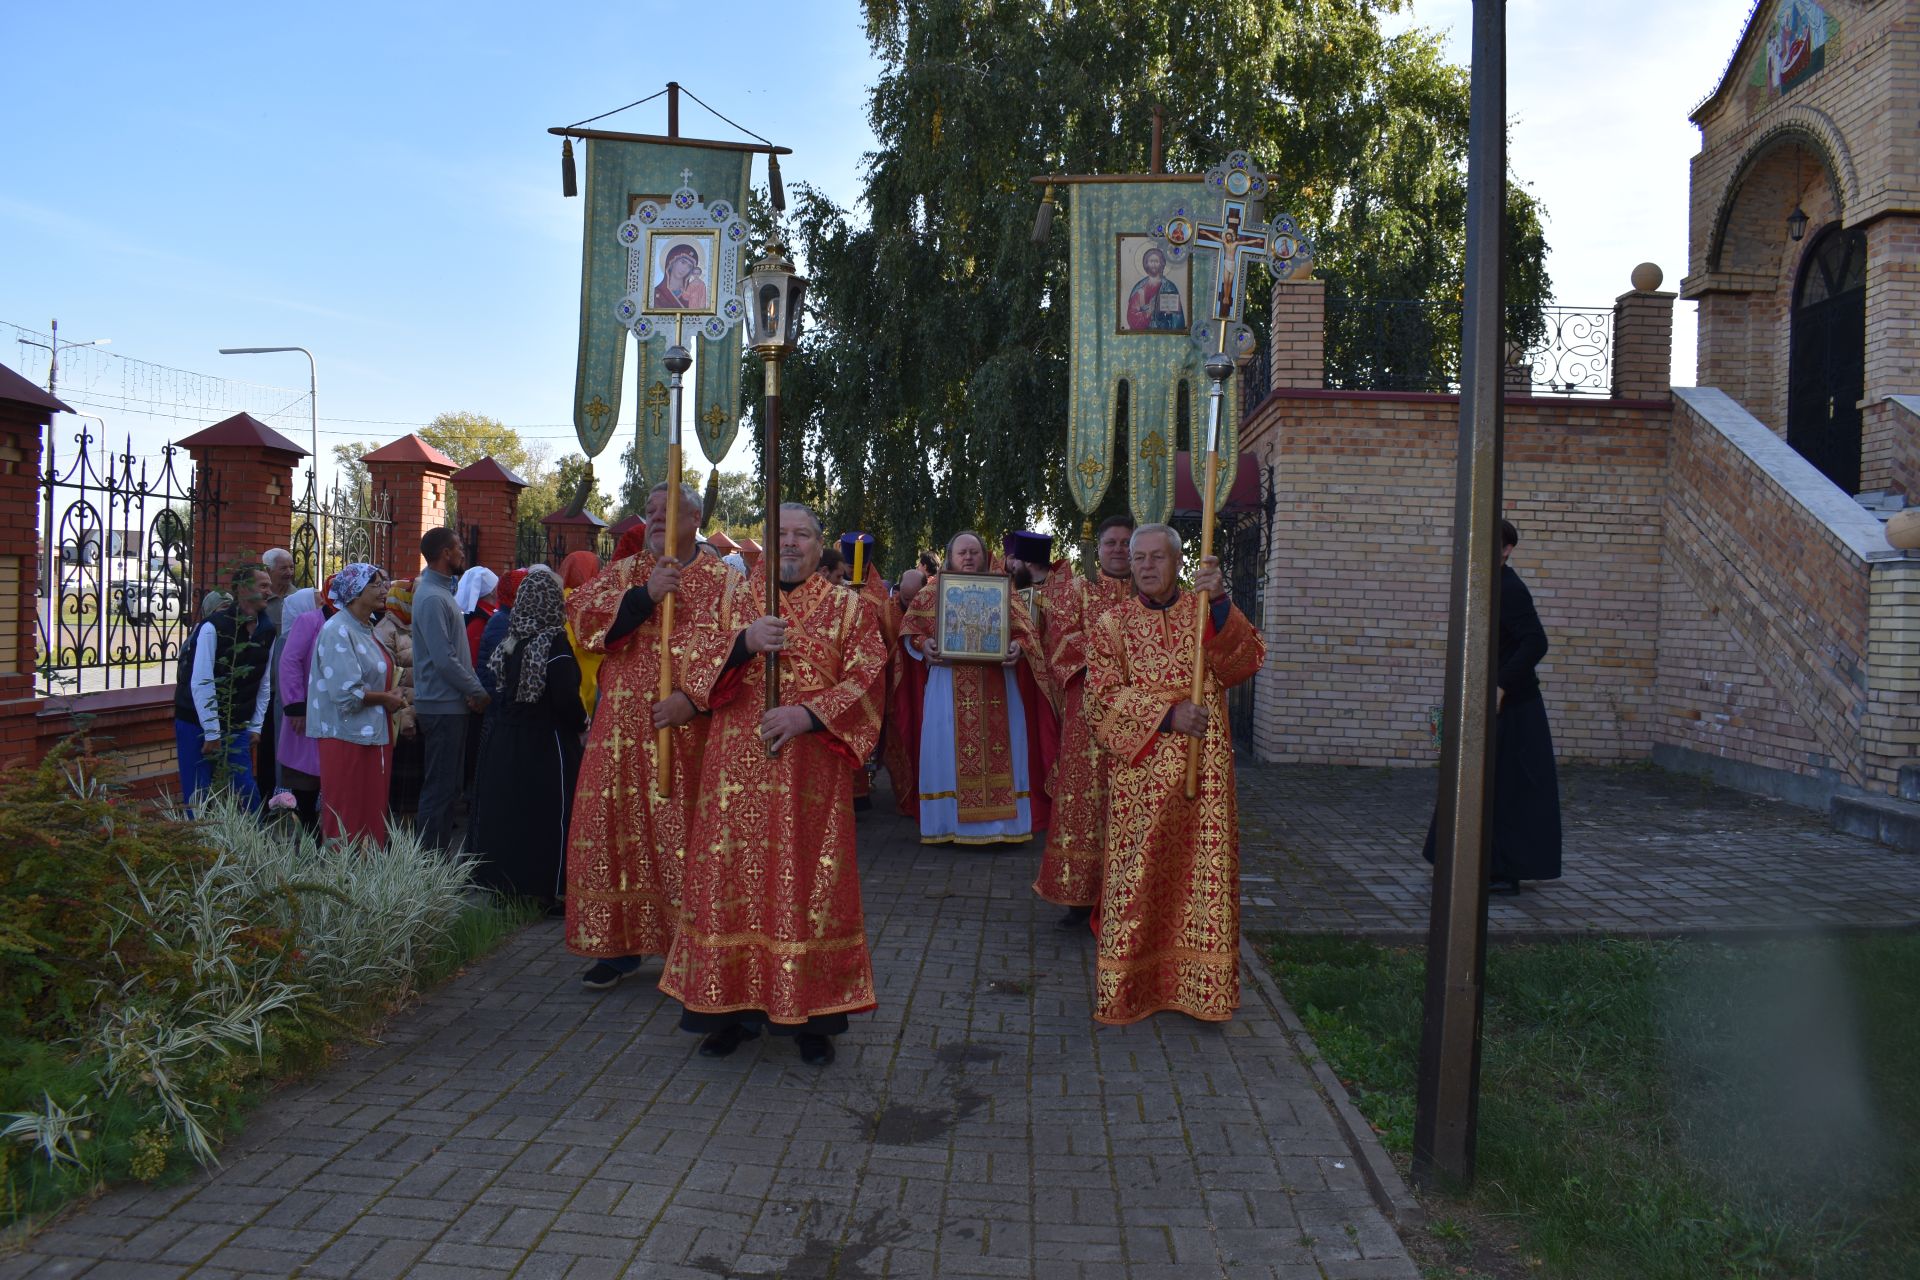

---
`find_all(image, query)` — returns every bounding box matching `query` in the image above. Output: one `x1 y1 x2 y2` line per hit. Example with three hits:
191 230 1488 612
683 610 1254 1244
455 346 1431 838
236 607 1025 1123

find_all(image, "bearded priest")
1087 522 1265 1025
660 502 889 1066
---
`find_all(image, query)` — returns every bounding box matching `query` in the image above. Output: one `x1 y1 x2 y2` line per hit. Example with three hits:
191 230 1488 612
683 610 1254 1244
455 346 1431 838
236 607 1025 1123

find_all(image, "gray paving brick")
8 775 1431 1277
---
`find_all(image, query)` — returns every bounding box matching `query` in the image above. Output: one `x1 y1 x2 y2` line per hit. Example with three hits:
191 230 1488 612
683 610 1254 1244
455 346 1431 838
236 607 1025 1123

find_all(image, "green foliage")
0 751 536 1230
1263 932 1920 1280
420 410 550 477
785 0 1553 562
0 742 215 1042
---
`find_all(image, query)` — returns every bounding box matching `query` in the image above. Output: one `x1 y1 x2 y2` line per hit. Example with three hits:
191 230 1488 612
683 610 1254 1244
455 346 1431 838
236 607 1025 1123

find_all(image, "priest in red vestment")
1087 523 1265 1025
1033 514 1136 927
563 482 731 989
896 530 1058 844
659 502 889 1065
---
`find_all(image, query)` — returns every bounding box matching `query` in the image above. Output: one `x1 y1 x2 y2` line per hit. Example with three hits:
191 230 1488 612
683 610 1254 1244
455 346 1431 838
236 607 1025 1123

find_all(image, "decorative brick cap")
0 361 71 415
736 536 762 554
607 513 644 537
451 455 530 487
362 433 456 470
177 412 307 456
540 506 608 530
707 530 739 552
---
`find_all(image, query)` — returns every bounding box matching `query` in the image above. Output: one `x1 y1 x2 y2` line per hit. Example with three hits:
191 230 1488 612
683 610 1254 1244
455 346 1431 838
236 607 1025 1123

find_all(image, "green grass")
0 894 538 1232
1264 932 1920 1280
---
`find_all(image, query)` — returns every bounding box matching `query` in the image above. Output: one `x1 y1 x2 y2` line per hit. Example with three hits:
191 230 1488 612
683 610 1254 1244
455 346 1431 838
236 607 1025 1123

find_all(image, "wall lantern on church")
1787 203 1810 243
743 237 808 357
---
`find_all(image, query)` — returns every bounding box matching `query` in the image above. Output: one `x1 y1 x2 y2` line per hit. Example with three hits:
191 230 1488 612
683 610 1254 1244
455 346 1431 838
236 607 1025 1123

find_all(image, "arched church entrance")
1787 224 1866 493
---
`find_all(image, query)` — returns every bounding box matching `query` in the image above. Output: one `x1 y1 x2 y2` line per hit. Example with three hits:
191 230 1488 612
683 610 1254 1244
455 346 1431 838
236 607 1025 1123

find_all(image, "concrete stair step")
1831 790 1920 852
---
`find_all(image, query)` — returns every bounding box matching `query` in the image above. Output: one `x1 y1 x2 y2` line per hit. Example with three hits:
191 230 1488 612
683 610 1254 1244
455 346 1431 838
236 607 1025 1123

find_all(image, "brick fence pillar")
450 456 530 573
0 365 66 766
178 412 307 566
363 434 457 579
1268 278 1325 390
1611 263 1676 400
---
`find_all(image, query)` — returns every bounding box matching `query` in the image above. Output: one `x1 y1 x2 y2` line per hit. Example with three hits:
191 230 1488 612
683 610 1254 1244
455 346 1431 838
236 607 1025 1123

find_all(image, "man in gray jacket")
413 527 490 851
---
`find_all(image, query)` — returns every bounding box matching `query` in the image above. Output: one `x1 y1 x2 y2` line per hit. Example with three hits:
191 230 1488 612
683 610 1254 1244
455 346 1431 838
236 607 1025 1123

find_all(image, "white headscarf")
280 586 321 632
454 565 499 613
722 552 747 573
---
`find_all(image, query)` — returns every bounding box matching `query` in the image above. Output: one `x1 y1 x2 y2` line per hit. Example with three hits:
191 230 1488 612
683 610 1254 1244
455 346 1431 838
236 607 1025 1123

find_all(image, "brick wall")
1241 390 1669 766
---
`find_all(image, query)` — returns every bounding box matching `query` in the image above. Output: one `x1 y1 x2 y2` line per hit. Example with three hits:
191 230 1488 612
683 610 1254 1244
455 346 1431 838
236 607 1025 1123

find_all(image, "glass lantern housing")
742 238 809 357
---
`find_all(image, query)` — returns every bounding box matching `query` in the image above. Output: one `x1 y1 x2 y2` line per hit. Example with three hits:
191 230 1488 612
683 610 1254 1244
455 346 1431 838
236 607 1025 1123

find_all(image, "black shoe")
1489 878 1523 897
796 1033 835 1066
852 795 873 812
698 1024 758 1058
1055 905 1093 931
580 960 636 990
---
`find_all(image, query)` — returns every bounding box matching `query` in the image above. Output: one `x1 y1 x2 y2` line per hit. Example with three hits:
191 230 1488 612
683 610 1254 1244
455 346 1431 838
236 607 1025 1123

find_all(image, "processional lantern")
743 238 807 356
741 236 809 735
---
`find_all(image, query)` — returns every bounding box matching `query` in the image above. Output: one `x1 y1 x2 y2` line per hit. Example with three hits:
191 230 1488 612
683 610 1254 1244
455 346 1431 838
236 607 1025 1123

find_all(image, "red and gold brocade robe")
1088 592 1266 1025
894 576 1059 837
658 569 889 1023
563 550 734 960
1032 568 1136 906
847 572 898 803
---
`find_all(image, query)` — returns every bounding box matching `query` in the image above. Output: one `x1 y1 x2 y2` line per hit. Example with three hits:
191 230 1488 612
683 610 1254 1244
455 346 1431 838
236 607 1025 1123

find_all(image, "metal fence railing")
1323 299 1613 396
36 427 223 696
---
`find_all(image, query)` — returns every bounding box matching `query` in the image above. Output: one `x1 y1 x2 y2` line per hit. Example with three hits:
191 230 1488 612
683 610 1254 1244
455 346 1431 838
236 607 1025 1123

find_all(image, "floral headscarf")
383 579 413 626
329 563 386 610
455 565 499 613
487 567 567 703
496 568 530 608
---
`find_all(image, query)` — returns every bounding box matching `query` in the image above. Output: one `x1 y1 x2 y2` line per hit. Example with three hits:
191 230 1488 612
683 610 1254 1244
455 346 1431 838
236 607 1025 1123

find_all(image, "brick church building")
1240 0 1920 840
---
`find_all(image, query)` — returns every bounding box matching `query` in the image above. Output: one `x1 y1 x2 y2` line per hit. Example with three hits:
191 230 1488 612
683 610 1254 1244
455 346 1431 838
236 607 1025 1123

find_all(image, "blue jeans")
174 720 262 813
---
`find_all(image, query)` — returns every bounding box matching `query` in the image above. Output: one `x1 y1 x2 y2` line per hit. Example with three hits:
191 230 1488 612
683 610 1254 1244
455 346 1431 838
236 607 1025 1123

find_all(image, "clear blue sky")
2 0 1755 495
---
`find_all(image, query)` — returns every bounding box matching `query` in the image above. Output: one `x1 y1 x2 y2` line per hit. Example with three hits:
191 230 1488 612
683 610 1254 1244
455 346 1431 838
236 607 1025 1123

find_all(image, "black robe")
1424 563 1563 882
468 640 588 903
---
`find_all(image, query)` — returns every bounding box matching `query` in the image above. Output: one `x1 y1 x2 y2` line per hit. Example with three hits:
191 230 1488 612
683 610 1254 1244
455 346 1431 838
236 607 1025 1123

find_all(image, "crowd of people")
167 491 1286 1061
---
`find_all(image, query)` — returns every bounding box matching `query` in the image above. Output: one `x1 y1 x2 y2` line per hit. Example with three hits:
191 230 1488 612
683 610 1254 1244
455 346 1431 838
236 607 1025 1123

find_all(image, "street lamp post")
218 345 318 495
740 237 808 736
17 319 110 396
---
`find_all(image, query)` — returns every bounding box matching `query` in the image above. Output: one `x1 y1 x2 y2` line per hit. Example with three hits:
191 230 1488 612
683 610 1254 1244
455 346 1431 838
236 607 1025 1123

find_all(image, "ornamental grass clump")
2 735 508 1228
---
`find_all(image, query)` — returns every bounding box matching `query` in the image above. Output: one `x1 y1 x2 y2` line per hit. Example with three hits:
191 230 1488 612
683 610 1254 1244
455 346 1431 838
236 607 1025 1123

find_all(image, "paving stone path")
6 792 1416 1280
1239 761 1920 938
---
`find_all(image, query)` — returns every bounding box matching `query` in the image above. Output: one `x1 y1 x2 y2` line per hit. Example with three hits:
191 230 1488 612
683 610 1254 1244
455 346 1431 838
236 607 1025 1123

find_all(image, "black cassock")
469 642 588 904
1424 563 1563 882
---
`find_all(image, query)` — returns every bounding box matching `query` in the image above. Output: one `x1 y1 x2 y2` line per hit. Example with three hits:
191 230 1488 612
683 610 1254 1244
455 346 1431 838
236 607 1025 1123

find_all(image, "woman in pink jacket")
276 581 331 833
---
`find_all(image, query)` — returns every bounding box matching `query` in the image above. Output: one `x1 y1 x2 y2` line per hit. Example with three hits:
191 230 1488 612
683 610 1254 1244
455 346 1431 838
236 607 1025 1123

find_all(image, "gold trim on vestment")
672 994 879 1023
673 927 869 956
920 833 1034 846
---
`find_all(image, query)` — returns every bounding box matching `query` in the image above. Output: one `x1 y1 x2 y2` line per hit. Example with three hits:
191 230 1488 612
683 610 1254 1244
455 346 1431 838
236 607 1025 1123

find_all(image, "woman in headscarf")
456 564 501 663
377 578 424 819
455 563 501 799
558 550 605 716
274 582 328 832
468 567 587 907
475 568 530 698
307 564 401 843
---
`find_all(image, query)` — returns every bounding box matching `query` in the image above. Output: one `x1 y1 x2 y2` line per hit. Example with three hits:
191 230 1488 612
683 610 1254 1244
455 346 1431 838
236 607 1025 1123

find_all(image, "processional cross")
1152 151 1310 797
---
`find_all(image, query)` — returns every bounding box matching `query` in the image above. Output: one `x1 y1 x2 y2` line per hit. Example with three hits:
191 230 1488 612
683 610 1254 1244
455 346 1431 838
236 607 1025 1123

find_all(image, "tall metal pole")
761 353 784 739
655 334 690 796
1184 347 1233 799
1412 0 1507 1190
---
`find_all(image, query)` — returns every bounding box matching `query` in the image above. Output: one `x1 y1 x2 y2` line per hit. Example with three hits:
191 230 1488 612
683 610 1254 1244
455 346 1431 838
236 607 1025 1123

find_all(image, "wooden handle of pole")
763 359 783 754
653 443 682 798
1185 448 1220 801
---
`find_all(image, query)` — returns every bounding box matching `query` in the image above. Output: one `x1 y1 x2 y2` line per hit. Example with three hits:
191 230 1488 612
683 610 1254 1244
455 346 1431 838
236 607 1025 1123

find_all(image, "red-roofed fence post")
177 413 307 570
362 434 457 578
450 457 530 572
